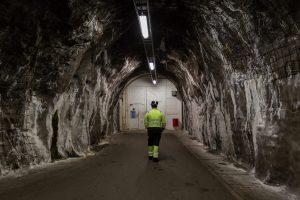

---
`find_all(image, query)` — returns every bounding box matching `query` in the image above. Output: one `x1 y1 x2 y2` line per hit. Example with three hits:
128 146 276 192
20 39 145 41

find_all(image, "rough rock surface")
0 0 300 191
156 0 300 188
0 0 141 173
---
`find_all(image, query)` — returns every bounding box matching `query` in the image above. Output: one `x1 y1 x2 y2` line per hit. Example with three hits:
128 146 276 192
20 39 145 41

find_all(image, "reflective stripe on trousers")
147 145 159 158
153 145 159 158
147 127 162 158
148 146 153 156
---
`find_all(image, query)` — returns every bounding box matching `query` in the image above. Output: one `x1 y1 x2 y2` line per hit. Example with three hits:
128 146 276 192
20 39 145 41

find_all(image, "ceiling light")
139 15 149 39
152 79 157 85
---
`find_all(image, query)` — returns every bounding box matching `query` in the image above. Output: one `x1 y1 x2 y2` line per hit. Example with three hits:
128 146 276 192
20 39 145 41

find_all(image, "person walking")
144 101 166 162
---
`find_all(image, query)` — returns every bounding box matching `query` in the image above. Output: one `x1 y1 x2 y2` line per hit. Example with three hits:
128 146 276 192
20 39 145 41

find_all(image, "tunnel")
0 0 299 199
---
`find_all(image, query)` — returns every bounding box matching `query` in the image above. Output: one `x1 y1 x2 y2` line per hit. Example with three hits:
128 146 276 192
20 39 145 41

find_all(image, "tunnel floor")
0 131 238 200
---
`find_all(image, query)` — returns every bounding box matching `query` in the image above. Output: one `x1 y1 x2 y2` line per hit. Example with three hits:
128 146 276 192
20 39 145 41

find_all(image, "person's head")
151 101 158 108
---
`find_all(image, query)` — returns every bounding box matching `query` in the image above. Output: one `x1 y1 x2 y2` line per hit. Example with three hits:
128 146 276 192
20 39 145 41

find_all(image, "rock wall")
161 0 300 187
0 0 300 190
0 0 140 174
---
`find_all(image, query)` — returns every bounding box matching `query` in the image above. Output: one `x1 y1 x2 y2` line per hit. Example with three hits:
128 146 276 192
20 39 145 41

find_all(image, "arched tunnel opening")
120 75 183 130
0 0 300 199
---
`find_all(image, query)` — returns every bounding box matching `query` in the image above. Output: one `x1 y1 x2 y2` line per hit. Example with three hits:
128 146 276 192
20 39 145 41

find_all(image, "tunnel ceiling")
1 0 299 86
117 0 300 93
1 0 300 189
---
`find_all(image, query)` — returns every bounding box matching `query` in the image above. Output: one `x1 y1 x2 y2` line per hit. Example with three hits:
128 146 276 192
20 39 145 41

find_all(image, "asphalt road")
0 131 236 200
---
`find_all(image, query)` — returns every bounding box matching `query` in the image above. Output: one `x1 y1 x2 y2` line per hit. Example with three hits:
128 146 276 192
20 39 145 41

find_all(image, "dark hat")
151 101 158 107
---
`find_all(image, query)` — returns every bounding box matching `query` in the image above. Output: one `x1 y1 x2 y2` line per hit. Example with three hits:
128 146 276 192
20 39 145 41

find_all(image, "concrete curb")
172 131 297 200
173 131 245 200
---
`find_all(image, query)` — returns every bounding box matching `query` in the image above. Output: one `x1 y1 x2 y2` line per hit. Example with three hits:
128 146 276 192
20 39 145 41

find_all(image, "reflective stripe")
148 146 154 156
148 146 153 152
148 119 162 127
144 109 166 128
153 145 159 158
153 145 159 153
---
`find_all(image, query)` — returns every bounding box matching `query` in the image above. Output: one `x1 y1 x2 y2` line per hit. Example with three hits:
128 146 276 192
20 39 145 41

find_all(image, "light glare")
139 15 149 39
149 62 155 70
153 80 157 85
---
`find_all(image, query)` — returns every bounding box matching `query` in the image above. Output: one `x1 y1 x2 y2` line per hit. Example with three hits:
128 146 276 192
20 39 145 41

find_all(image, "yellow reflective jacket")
144 108 166 128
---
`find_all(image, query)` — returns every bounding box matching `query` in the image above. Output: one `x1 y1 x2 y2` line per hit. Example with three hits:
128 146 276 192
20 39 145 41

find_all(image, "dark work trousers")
147 127 162 147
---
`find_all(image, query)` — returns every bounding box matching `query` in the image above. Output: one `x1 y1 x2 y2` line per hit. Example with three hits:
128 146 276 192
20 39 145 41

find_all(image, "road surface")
0 131 236 200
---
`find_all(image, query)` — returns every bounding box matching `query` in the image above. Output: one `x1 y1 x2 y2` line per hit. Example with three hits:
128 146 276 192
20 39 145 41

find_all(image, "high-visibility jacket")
144 108 166 128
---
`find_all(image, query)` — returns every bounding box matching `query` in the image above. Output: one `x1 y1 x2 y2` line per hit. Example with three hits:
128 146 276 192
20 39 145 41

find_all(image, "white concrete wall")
122 77 182 130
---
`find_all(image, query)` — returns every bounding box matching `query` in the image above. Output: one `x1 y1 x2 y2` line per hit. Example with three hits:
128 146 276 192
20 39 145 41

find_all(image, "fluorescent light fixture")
149 62 155 70
139 15 149 39
152 79 157 85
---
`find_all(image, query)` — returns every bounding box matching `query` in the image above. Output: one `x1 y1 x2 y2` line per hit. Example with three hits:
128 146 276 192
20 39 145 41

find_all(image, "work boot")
153 158 159 162
148 156 153 160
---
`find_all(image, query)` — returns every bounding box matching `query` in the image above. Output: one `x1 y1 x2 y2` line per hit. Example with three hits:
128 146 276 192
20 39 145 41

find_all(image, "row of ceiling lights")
133 0 157 85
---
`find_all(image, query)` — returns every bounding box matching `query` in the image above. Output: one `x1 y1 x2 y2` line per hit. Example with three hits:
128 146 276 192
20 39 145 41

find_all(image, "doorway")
121 76 182 130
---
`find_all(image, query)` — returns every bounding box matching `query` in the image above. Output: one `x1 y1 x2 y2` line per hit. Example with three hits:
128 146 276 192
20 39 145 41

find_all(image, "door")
128 87 146 129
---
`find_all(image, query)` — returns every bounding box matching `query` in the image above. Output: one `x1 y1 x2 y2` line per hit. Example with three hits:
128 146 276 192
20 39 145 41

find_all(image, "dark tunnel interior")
0 0 300 192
